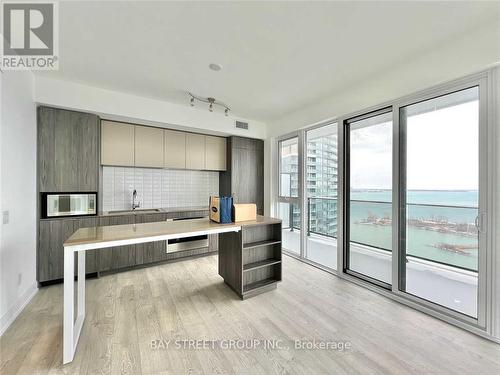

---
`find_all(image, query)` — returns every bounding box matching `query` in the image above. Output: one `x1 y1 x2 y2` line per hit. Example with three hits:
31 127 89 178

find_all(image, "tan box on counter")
232 203 257 222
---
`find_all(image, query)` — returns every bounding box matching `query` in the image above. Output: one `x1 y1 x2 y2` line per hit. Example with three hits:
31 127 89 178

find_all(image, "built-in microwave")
41 192 97 218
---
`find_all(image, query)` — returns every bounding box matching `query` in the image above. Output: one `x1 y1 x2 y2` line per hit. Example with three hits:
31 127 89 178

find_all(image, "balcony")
280 199 479 317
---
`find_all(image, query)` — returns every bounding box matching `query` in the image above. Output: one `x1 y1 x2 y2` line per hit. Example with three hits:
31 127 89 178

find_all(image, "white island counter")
62 215 282 364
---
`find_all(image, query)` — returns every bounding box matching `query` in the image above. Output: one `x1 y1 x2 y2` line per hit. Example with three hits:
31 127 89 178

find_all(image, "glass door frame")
342 106 394 290
392 74 489 328
337 72 490 330
276 131 304 259
303 121 339 270
275 121 340 272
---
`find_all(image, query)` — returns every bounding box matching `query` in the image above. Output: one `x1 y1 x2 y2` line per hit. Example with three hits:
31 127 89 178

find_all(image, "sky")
350 100 479 191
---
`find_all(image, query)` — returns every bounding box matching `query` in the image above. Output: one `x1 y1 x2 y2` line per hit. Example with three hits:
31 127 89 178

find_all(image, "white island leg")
63 247 86 364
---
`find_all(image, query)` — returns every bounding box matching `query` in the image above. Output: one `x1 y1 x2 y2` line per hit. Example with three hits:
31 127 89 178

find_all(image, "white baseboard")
0 283 38 336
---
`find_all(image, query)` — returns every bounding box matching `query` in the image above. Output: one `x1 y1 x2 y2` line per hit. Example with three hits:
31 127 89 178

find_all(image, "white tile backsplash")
102 166 219 211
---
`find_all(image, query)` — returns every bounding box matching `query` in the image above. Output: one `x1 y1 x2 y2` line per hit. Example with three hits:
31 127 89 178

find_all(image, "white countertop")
64 216 281 251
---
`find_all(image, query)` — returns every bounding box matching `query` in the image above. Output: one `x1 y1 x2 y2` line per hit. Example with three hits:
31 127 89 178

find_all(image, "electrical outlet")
2 211 9 224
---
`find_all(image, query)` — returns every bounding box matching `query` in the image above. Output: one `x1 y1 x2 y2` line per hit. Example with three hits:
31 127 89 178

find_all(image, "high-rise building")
306 134 338 238
280 133 338 238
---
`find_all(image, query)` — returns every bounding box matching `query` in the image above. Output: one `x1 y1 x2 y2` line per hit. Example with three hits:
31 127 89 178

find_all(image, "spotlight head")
225 108 229 116
209 103 213 112
190 97 194 106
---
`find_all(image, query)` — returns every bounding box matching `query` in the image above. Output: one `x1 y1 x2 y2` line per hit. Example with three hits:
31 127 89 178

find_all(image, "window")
279 137 299 198
344 109 393 286
305 123 338 269
274 72 489 329
276 124 338 270
400 86 480 317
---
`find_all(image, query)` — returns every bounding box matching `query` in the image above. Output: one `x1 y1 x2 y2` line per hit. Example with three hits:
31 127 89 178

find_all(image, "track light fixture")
188 92 230 116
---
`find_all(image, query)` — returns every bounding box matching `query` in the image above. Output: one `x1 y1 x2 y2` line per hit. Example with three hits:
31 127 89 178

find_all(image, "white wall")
267 22 500 137
0 70 38 335
34 76 267 139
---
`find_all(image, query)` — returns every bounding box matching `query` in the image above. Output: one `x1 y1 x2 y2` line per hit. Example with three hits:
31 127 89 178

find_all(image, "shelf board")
243 239 281 250
243 278 279 294
243 259 281 272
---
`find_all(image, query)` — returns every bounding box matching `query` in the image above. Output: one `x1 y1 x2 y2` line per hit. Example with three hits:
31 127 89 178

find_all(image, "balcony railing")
307 197 337 239
283 198 479 272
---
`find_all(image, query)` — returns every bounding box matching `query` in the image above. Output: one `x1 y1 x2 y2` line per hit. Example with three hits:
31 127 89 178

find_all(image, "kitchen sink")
109 208 161 214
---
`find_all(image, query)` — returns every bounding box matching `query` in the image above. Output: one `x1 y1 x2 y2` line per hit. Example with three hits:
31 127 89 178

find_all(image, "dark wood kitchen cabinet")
38 217 98 283
37 106 100 284
97 215 135 272
38 106 99 192
73 218 99 274
39 214 138 282
38 210 216 283
219 136 264 214
134 213 169 265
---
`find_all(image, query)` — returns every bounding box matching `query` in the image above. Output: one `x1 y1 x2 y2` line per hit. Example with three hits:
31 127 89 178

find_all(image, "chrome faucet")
132 189 141 210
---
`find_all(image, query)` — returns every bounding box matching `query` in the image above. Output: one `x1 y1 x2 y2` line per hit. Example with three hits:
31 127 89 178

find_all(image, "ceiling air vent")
235 121 249 130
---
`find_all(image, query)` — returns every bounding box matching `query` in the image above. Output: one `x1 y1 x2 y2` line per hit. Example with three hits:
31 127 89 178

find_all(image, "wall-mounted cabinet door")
101 121 135 166
135 125 164 168
205 136 227 171
164 129 186 169
38 107 99 192
185 133 206 170
232 146 264 214
219 137 264 215
77 113 100 190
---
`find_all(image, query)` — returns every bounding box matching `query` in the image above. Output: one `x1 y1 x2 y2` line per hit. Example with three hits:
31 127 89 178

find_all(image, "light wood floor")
1 254 500 375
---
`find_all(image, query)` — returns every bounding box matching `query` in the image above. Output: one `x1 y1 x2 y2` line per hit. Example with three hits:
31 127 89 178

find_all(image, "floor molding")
0 283 38 336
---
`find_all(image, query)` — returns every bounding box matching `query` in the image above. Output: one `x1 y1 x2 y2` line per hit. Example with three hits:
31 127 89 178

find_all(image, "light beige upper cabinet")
134 125 164 168
102 121 226 171
205 136 227 171
164 130 186 169
101 120 135 166
185 133 206 170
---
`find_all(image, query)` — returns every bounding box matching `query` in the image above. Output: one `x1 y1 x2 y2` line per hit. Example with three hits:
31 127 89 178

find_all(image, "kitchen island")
62 215 282 364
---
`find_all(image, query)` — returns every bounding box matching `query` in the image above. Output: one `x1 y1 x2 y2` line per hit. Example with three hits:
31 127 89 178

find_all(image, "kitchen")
36 106 282 363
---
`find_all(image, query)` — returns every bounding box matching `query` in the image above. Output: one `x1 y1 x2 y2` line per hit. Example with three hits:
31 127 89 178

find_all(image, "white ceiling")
37 1 499 122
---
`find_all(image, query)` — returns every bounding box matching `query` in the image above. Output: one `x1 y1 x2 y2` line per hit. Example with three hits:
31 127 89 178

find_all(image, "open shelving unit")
218 217 282 299
241 222 282 298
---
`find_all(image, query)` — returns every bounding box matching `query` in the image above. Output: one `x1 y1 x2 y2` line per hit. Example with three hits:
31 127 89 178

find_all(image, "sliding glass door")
305 123 338 269
276 73 489 329
399 86 482 318
339 77 487 323
277 123 339 270
344 109 393 287
277 136 301 255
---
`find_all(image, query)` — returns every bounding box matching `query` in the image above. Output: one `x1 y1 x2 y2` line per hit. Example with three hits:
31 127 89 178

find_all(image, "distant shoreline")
350 189 478 192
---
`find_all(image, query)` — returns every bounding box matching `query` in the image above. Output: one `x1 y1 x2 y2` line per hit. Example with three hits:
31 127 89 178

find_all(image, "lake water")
349 190 478 271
